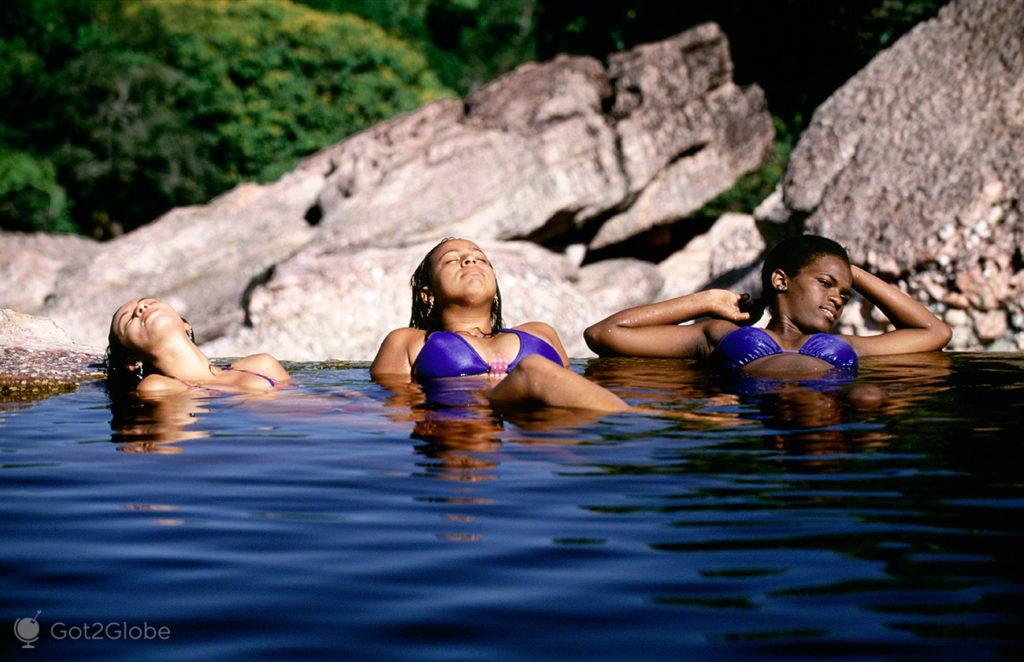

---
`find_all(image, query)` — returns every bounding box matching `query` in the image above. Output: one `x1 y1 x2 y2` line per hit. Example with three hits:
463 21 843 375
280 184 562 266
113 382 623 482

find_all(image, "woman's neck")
438 304 495 336
149 337 217 382
766 314 810 346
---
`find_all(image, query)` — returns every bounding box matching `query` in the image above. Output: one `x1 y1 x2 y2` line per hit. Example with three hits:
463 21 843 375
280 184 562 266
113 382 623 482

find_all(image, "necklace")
455 327 494 339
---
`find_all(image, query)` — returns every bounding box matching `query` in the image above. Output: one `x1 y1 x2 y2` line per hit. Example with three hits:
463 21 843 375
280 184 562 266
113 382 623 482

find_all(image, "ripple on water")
1 355 1023 659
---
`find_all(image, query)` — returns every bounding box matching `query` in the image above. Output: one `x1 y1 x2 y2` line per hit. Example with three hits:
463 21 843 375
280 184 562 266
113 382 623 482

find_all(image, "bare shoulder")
136 374 190 394
515 321 559 341
232 353 290 382
703 319 742 344
514 321 570 365
380 327 427 356
385 326 427 344
371 327 427 377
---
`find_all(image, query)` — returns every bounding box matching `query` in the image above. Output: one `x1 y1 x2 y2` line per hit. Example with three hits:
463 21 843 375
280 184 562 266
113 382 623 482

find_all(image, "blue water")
2 353 1023 660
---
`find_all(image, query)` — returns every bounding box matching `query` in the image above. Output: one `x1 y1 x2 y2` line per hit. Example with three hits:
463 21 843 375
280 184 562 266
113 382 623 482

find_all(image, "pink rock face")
973 310 1008 342
0 309 102 391
201 239 667 360
41 171 321 348
0 232 99 314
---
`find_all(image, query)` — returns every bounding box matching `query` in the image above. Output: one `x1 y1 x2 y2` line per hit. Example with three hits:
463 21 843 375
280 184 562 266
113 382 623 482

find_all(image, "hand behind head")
738 293 767 327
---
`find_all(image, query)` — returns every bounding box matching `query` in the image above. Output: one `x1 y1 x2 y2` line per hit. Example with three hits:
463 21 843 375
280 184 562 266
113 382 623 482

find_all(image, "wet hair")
760 234 850 311
105 316 196 394
409 238 504 334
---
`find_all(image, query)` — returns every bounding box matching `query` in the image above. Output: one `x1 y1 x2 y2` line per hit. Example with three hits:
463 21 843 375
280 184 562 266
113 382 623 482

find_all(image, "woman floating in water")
107 298 289 394
584 235 951 374
371 238 628 411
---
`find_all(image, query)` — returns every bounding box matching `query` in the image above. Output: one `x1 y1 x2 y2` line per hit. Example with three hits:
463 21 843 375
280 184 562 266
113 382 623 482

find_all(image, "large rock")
0 232 99 313
306 23 771 254
42 170 322 348
577 259 664 314
772 0 1024 349
202 240 653 360
0 309 103 399
308 57 627 248
658 213 765 299
589 26 774 249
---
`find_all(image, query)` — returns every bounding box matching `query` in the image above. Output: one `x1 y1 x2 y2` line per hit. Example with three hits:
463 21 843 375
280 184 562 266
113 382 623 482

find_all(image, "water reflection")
375 374 602 483
109 391 212 453
584 353 956 457
582 352 1024 645
5 354 1024 656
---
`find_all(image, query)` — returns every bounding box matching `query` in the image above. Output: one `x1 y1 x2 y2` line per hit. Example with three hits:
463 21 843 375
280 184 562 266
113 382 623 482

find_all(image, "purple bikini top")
713 326 858 373
413 328 562 379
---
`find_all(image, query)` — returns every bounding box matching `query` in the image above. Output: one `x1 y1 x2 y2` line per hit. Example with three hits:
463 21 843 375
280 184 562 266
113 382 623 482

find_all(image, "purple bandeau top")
413 328 561 379
712 326 858 373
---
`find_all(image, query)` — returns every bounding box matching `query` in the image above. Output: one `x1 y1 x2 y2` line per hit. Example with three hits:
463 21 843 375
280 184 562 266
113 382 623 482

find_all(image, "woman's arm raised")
584 289 751 358
842 265 952 356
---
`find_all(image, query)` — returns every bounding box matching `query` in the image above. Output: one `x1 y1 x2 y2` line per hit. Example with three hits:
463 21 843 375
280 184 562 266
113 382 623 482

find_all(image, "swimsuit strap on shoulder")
221 365 278 387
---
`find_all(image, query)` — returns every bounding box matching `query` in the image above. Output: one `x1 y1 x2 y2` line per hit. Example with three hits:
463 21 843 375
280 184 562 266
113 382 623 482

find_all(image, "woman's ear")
419 286 433 306
771 268 789 292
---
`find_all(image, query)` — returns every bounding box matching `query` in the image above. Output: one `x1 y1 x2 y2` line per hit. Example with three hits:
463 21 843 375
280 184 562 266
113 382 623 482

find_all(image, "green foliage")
116 0 450 183
0 149 75 233
1 0 451 237
297 0 537 93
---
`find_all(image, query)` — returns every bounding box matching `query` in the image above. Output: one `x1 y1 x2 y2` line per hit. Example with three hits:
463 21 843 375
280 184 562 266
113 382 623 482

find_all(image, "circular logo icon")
14 611 42 649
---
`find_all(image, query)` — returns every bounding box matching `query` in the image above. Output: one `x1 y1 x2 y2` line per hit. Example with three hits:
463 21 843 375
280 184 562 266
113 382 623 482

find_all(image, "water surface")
2 353 1023 659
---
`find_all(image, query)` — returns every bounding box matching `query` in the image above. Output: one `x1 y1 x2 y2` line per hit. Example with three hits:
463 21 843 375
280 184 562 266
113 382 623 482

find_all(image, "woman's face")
110 298 190 357
776 254 853 333
425 239 498 306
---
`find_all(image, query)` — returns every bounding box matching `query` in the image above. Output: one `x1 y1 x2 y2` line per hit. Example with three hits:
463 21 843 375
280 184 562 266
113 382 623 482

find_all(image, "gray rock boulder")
0 232 99 313
658 213 765 299
307 23 772 254
589 26 774 249
42 170 322 348
577 259 664 314
773 0 1024 349
309 56 627 248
